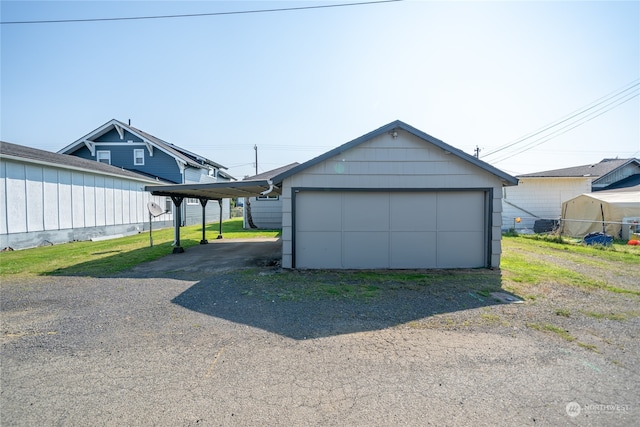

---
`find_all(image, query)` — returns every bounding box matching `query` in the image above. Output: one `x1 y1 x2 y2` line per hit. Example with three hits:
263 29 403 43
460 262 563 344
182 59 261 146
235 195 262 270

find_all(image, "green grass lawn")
2 225 638 281
0 218 280 278
501 234 640 296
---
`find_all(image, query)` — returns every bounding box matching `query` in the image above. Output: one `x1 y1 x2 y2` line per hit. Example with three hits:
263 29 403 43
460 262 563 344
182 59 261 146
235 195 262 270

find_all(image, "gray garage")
276 121 518 269
147 120 517 269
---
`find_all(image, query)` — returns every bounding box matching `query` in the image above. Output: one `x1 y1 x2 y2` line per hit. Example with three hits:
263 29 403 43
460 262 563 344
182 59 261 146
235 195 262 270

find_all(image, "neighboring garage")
147 120 518 269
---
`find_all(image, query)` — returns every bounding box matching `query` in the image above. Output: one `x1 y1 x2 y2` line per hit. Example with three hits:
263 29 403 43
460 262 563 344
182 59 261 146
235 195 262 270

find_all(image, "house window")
165 197 173 213
97 150 111 164
257 195 279 201
134 149 145 166
186 198 200 205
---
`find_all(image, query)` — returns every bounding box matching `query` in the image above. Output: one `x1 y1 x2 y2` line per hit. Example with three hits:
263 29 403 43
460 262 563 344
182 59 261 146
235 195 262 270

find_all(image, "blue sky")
1 0 639 179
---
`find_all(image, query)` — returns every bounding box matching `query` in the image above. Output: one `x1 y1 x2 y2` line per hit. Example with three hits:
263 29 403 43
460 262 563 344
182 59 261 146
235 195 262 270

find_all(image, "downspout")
260 180 274 196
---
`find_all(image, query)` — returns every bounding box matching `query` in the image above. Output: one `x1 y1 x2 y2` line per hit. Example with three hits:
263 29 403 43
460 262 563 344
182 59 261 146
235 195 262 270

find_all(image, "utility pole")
474 145 481 158
254 144 258 175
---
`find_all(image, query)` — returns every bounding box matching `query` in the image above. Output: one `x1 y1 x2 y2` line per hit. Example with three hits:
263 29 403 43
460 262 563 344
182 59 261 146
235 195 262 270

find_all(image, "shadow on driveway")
52 237 516 340
171 268 509 340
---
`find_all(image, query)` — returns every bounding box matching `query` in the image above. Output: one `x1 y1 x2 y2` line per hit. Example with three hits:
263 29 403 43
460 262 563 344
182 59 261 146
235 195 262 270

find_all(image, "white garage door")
294 191 487 269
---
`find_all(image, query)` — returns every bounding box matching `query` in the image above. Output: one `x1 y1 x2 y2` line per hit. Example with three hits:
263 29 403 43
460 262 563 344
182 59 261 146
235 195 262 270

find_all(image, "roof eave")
592 158 640 184
1 152 160 183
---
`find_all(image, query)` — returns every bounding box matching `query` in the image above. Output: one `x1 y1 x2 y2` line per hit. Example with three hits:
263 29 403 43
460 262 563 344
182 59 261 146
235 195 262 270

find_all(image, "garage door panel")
295 190 487 269
390 193 437 231
296 231 342 268
390 231 437 268
343 232 389 268
437 192 484 231
437 231 485 268
296 192 342 231
343 193 389 231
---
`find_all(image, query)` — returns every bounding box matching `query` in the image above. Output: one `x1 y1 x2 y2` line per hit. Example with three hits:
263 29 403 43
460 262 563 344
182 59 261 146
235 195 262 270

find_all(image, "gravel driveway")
1 239 638 426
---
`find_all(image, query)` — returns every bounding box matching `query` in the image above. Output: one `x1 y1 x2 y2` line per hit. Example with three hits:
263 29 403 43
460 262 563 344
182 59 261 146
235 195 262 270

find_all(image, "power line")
482 79 640 159
0 0 403 25
489 89 639 164
490 90 639 163
483 79 639 158
175 144 336 152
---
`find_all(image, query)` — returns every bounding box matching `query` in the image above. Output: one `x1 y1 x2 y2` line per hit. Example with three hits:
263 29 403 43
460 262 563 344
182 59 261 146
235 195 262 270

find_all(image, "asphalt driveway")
1 239 638 426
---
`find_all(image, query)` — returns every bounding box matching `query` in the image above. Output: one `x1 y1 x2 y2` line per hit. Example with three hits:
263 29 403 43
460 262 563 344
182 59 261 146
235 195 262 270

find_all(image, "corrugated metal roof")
146 179 280 200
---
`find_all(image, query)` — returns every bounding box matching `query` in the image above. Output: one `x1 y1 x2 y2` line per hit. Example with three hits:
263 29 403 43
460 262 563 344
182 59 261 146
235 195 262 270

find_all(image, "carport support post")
149 211 153 247
171 196 184 253
217 199 223 239
199 198 208 244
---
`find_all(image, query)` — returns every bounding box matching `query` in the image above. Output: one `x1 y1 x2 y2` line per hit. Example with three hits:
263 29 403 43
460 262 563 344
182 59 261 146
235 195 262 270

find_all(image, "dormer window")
134 149 145 166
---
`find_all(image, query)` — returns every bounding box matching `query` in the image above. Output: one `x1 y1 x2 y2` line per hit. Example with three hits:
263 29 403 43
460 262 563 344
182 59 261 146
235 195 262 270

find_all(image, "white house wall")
501 177 591 230
245 196 283 229
280 130 506 268
184 167 215 184
1 157 172 250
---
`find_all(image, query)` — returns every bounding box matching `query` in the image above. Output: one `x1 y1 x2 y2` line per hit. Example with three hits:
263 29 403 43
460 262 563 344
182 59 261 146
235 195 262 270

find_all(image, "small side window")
134 149 145 166
97 150 111 164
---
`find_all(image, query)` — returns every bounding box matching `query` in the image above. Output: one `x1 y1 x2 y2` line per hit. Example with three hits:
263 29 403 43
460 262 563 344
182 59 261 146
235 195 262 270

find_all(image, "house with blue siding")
58 119 234 226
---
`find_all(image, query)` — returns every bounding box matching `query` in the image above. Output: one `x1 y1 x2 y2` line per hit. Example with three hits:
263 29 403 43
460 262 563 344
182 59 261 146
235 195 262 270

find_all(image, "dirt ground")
1 239 638 426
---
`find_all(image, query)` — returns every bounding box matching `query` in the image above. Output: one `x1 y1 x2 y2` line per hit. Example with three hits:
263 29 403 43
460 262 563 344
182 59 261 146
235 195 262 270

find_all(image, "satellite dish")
147 201 164 217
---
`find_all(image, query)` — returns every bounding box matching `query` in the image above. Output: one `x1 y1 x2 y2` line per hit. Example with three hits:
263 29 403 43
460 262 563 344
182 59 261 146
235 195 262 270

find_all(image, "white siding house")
502 158 640 231
1 141 172 250
502 177 592 231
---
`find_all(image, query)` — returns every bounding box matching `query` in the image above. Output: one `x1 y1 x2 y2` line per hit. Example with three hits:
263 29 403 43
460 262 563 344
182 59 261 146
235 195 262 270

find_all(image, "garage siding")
294 190 486 269
280 128 508 269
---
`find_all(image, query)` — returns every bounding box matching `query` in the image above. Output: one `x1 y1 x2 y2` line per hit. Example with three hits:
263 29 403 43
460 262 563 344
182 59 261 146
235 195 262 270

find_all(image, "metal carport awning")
145 179 281 253
145 179 281 200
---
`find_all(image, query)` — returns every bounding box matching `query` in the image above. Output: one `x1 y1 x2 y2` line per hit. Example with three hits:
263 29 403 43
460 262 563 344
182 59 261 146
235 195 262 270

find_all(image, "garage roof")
146 120 518 200
274 120 518 185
